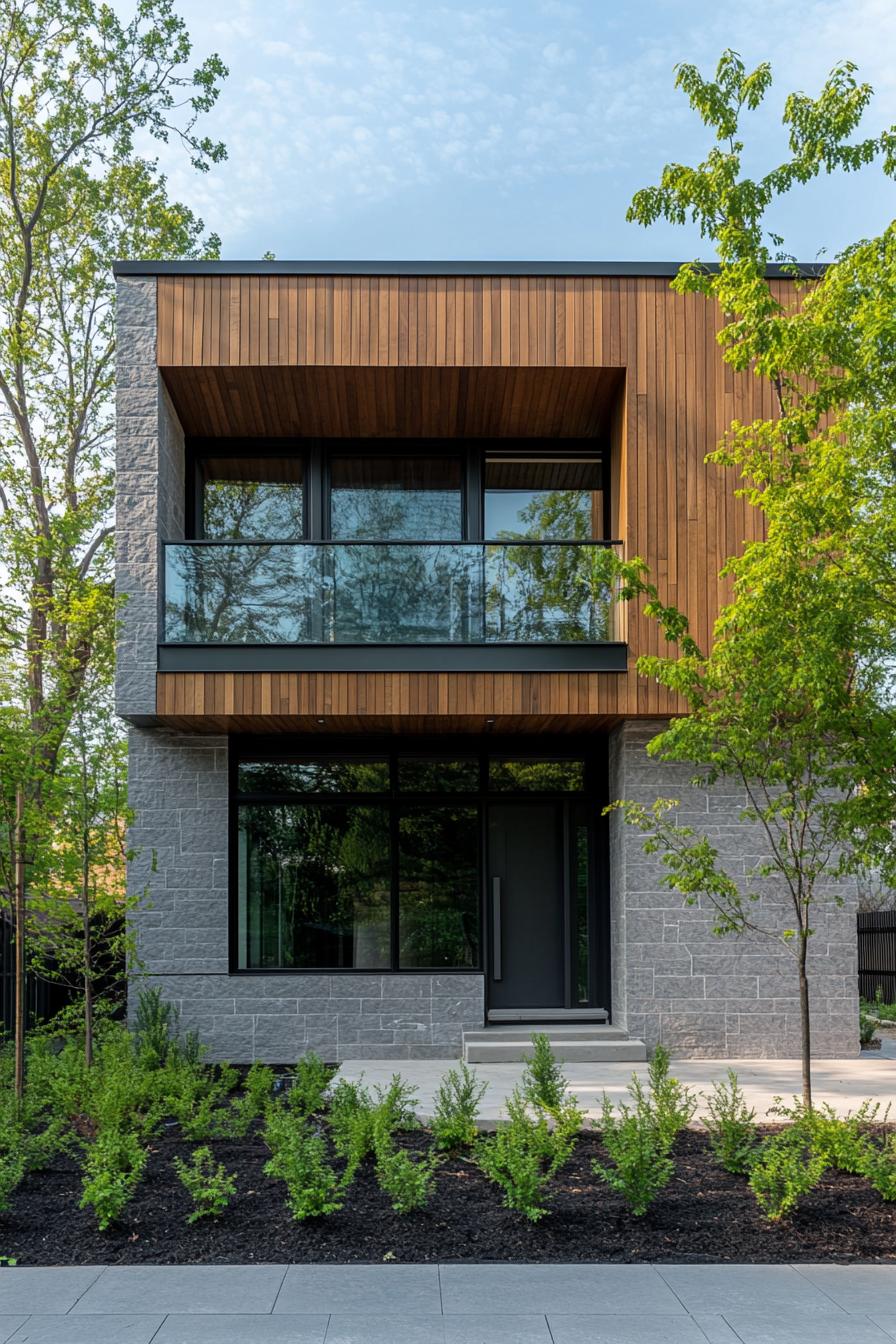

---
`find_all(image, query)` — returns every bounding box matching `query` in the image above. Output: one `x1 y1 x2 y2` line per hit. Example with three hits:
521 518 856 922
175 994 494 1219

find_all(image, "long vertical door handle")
492 876 502 981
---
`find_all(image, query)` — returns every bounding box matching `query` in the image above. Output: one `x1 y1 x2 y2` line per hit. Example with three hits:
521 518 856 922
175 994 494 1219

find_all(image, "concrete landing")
337 1052 896 1124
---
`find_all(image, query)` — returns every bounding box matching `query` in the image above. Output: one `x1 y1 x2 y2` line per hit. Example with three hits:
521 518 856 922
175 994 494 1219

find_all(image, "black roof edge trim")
112 259 828 279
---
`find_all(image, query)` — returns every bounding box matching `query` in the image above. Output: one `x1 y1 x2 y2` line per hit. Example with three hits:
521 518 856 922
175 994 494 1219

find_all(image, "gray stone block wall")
115 276 184 722
607 719 859 1058
127 727 484 1062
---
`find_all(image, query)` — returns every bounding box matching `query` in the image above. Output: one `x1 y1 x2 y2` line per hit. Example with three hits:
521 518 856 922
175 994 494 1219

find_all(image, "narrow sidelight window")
329 455 463 540
398 805 480 968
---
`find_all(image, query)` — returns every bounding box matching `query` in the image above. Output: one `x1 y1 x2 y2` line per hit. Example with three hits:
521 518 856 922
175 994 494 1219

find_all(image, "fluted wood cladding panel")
156 273 785 725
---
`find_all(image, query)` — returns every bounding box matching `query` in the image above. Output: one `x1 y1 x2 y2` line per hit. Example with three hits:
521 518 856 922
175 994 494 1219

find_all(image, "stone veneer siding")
607 719 859 1058
127 728 485 1062
115 275 184 722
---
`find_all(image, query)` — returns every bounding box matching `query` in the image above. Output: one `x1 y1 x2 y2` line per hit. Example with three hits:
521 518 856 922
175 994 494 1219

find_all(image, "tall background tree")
0 0 227 1087
617 51 896 1106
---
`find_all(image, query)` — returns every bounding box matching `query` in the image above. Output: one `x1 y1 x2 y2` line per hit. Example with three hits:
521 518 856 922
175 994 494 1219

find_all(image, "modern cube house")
115 261 858 1063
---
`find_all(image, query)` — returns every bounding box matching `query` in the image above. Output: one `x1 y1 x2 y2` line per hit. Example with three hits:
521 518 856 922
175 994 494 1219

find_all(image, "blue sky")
158 0 896 262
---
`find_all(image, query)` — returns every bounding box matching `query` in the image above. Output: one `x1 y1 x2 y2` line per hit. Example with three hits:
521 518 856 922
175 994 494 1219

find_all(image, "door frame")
484 791 609 1017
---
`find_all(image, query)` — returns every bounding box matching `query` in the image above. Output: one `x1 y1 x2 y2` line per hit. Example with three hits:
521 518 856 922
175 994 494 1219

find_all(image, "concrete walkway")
337 1050 896 1124
1 1264 895 1342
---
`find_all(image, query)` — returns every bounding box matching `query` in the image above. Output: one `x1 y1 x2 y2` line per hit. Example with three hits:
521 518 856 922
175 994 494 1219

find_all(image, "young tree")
615 51 896 1107
28 691 134 1066
0 0 227 1089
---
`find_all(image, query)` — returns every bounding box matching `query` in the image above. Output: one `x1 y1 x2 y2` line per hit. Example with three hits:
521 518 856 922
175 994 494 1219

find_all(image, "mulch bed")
3 1126 895 1265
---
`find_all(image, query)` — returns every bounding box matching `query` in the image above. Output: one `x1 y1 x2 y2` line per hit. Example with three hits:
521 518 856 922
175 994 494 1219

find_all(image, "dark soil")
4 1127 895 1265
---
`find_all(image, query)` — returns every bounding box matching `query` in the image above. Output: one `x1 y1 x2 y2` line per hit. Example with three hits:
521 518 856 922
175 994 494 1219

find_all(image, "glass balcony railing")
163 540 622 646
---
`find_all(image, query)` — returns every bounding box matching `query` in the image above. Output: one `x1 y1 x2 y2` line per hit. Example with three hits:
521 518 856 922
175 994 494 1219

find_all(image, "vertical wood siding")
155 273 783 727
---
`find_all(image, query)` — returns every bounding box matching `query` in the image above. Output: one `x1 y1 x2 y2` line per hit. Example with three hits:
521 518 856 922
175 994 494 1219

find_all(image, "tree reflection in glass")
398 806 479 968
330 456 463 540
238 803 391 969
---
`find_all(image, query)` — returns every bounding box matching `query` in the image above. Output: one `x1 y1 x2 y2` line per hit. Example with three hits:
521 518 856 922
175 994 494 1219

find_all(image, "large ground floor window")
232 741 605 989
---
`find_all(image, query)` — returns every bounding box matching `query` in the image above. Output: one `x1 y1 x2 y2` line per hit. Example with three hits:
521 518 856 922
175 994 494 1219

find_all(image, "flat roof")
112 259 824 278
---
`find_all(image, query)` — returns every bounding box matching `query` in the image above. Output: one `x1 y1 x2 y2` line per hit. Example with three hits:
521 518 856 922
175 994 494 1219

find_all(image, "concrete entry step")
463 1024 648 1064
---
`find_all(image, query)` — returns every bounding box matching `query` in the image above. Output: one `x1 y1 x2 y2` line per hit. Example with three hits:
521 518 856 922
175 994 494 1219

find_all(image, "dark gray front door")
487 802 565 1010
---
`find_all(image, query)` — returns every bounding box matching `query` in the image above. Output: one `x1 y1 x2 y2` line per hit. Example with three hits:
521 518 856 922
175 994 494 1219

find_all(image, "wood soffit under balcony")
161 365 623 440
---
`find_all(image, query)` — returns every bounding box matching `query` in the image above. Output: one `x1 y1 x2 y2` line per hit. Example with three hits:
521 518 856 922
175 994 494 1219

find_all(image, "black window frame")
185 438 610 545
229 734 609 1003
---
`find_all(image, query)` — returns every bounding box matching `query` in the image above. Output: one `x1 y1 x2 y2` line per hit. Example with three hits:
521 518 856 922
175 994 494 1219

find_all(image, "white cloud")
147 0 896 255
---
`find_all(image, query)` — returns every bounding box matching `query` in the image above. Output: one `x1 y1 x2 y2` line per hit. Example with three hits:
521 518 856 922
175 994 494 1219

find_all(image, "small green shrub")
522 1033 568 1114
80 1129 147 1230
373 1075 419 1132
860 1010 878 1047
174 1146 237 1223
431 1061 487 1152
133 987 181 1069
373 1116 438 1213
703 1070 758 1175
0 1150 26 1215
858 1133 896 1200
770 1097 885 1176
593 1086 673 1216
477 1088 579 1222
164 1061 240 1141
263 1104 344 1220
748 1127 827 1221
224 1062 276 1138
288 1052 335 1118
647 1046 697 1150
328 1079 375 1168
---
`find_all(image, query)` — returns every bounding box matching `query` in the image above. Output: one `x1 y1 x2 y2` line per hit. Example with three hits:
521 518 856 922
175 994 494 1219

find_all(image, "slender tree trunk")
82 843 93 1068
14 789 26 1102
798 934 812 1110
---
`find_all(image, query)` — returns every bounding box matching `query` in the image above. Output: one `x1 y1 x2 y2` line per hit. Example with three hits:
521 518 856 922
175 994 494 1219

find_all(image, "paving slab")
323 1316 554 1344
274 1265 441 1315
690 1318 743 1344
0 1324 26 1344
439 1265 684 1315
546 1313 714 1343
720 1312 893 1343
443 1317 553 1343
794 1265 896 1315
0 1270 104 1315
151 1315 329 1343
7 1316 165 1343
322 1317 446 1344
70 1266 287 1315
337 1056 896 1123
655 1264 847 1315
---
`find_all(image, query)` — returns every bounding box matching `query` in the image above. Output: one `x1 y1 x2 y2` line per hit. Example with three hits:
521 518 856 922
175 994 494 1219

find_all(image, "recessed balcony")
160 540 626 673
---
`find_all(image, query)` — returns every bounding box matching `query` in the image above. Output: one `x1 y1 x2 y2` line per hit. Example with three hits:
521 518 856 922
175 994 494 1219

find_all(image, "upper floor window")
200 456 304 540
484 454 603 540
189 442 607 544
329 454 463 540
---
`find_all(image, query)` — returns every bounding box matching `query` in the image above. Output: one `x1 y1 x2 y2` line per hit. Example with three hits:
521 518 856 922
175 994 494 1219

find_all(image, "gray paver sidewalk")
0 1264 894 1342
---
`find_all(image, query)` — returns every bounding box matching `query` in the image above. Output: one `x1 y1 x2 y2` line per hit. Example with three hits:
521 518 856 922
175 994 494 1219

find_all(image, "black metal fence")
0 912 73 1035
858 911 896 1004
